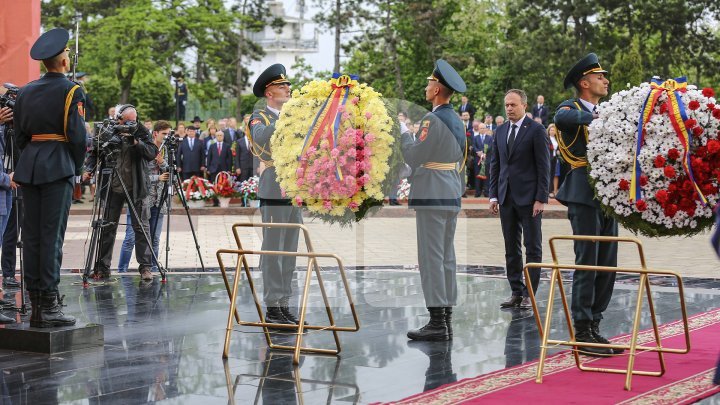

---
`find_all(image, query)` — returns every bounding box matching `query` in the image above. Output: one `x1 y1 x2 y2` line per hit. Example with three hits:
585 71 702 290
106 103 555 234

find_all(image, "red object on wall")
0 0 41 87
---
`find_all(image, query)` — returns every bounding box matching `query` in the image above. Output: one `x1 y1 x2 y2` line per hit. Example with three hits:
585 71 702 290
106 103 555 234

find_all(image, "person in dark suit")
471 119 493 197
249 64 304 326
488 89 550 310
176 125 205 180
235 131 254 183
458 95 476 122
207 131 233 180
12 28 82 327
532 95 549 127
223 117 240 145
555 53 620 357
402 60 466 341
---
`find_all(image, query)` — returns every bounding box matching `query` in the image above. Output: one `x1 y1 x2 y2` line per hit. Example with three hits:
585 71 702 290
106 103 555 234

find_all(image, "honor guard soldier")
13 28 85 327
402 60 467 341
554 53 621 356
249 64 304 327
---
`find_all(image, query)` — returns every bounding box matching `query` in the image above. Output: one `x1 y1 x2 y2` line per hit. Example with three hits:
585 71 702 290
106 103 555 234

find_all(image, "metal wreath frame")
523 235 690 391
217 222 360 365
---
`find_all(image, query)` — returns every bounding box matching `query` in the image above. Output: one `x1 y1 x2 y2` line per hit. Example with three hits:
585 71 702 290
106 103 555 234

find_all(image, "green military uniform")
403 60 467 341
555 53 621 356
249 64 303 324
13 28 83 327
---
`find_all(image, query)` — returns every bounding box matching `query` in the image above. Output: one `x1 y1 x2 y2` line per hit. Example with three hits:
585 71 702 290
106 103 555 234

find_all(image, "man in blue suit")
488 89 550 309
177 125 205 180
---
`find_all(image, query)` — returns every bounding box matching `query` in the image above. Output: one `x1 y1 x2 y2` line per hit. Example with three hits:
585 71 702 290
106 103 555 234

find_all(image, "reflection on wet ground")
0 269 718 404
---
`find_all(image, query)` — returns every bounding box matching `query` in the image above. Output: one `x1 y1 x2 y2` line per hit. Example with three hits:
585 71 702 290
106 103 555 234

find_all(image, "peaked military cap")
564 53 608 90
30 28 70 61
427 59 466 93
253 64 291 98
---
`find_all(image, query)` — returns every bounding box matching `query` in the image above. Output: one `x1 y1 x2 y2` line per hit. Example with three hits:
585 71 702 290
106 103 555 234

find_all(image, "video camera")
94 118 138 152
0 83 19 110
162 129 181 152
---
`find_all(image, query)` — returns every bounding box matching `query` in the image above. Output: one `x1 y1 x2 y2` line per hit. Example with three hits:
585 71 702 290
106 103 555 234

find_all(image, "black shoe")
0 312 14 324
93 268 111 280
591 319 624 354
519 297 533 309
278 296 307 326
500 296 523 308
139 268 153 281
444 307 453 338
574 320 613 357
389 199 400 206
2 278 20 288
264 307 294 330
30 291 76 328
407 308 449 341
0 297 15 309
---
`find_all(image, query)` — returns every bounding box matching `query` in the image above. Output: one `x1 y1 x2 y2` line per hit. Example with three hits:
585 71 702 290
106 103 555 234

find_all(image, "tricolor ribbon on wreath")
632 76 708 206
185 175 208 201
298 73 360 181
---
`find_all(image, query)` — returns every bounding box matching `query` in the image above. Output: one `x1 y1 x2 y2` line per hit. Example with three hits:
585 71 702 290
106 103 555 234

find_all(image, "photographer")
0 103 17 324
83 105 158 280
117 121 170 274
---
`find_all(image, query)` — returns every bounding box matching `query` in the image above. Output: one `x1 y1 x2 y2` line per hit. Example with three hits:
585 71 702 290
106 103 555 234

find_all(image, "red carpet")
386 309 720 404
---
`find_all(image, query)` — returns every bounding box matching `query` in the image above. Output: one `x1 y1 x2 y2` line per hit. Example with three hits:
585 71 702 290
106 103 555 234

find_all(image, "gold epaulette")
422 162 457 170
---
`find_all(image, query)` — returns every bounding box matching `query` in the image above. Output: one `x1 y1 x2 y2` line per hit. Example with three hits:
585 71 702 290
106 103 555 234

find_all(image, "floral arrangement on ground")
213 172 238 198
587 78 719 237
182 176 216 201
236 176 259 201
271 74 402 225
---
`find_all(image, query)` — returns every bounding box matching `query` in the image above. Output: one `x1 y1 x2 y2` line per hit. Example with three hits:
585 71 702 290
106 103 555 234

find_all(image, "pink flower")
337 105 345 113
281 189 287 198
331 148 340 158
342 111 351 121
351 97 359 105
295 196 303 205
365 111 373 120
323 200 332 210
296 178 305 187
349 201 359 209
365 133 376 143
296 168 305 177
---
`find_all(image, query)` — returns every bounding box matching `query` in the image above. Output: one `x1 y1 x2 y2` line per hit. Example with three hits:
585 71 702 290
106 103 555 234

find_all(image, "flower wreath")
587 78 720 236
272 74 397 224
182 176 216 201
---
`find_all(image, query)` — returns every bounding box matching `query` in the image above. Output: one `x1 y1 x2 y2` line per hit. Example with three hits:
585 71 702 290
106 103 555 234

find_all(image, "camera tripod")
155 139 205 272
2 125 29 314
82 148 166 286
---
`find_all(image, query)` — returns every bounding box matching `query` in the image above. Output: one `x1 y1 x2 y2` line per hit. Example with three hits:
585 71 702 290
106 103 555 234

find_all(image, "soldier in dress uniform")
248 64 304 326
402 60 467 341
13 28 84 327
554 53 622 356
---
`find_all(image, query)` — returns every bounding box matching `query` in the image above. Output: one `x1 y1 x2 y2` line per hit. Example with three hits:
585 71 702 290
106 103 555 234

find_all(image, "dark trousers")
97 191 153 272
416 209 458 307
237 167 253 183
1 189 20 278
22 178 72 292
499 197 542 297
567 203 619 321
182 171 201 181
259 201 303 305
473 157 486 197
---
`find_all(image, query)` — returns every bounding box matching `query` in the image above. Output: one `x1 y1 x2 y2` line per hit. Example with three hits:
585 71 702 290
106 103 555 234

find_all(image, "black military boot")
407 308 449 341
30 291 76 328
591 319 624 354
278 296 307 326
445 307 453 339
264 306 294 328
28 290 42 326
573 320 612 357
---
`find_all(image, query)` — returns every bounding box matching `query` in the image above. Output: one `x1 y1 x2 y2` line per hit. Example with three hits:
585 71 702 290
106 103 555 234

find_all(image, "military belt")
31 134 68 142
421 162 457 171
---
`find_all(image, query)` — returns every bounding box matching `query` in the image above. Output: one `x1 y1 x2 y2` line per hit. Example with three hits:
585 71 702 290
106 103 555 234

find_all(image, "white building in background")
246 0 320 90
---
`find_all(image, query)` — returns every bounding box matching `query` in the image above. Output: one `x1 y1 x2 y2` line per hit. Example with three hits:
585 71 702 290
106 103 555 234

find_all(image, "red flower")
708 139 720 154
659 103 669 114
708 103 716 110
655 189 669 204
664 166 676 178
668 148 680 160
635 199 648 211
692 126 704 137
688 100 701 110
664 204 678 217
685 118 697 128
703 87 716 98
713 109 720 119
679 198 694 210
653 155 666 168
619 179 630 191
640 175 648 186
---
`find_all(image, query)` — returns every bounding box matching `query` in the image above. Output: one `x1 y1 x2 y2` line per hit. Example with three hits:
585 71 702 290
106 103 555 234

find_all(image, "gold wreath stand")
522 235 690 391
217 222 360 365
